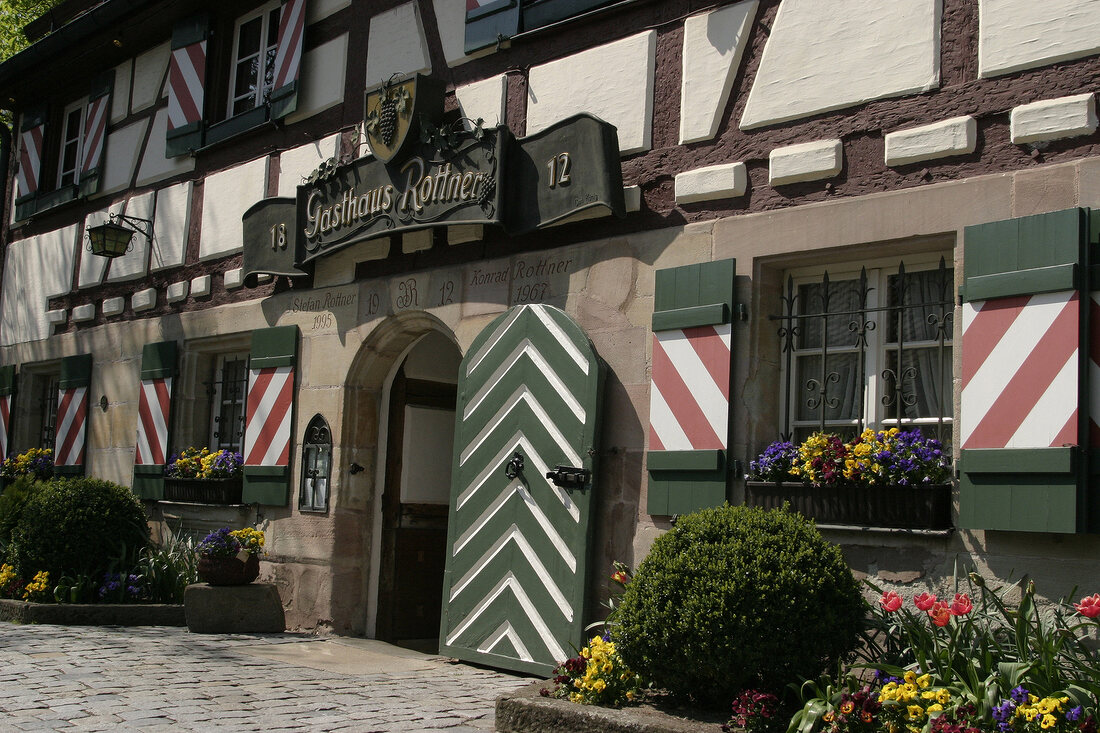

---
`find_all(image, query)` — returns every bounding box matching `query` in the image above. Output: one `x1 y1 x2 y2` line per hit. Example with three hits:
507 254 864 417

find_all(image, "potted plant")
0 447 54 485
195 527 265 586
745 428 952 529
163 447 243 504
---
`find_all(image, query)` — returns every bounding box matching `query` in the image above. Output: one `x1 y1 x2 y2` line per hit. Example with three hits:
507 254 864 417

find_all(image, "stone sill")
0 598 185 626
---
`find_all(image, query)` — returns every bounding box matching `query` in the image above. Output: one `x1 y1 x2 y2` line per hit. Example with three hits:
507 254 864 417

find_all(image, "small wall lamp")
86 213 154 258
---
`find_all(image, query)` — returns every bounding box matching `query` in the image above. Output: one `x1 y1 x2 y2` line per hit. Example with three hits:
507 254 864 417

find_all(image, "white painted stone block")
132 288 156 312
308 0 350 23
680 1 758 144
448 224 483 245
79 204 123 288
402 229 433 253
102 297 125 317
97 118 149 198
285 34 349 126
885 116 977 166
741 0 940 129
1010 93 1098 145
979 0 1100 78
224 269 244 290
675 162 748 204
527 31 656 155
279 134 340 198
456 75 506 128
107 191 155 283
191 275 212 297
151 181 191 271
166 281 189 303
255 274 272 283
769 139 844 186
132 42 169 112
72 304 96 322
200 158 268 260
135 109 196 187
624 185 642 212
111 61 132 124
0 227 79 346
45 309 67 325
365 3 431 89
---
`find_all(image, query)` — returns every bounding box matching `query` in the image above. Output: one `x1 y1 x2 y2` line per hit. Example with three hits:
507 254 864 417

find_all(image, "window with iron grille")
299 414 331 512
773 256 954 445
228 1 282 117
209 353 249 453
39 374 60 450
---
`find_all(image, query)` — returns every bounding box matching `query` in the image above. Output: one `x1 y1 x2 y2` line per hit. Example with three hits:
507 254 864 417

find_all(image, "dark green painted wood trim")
20 105 46 132
54 465 84 477
59 354 93 389
140 341 177 380
205 106 269 148
647 471 726 516
268 79 298 121
959 474 1078 533
0 365 15 396
171 13 209 48
132 464 165 500
243 466 290 505
250 325 299 368
963 208 1086 287
654 259 736 319
960 447 1075 475
647 449 724 472
651 304 730 331
963 264 1078 302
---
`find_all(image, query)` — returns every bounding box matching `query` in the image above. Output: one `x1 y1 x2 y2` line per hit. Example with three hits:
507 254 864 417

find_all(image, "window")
209 352 249 453
229 2 282 117
38 374 60 450
299 415 331 511
465 0 638 54
57 100 85 188
774 256 953 445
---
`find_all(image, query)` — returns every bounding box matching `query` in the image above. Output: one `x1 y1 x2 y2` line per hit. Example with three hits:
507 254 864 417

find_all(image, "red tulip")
880 590 903 613
929 601 952 627
949 592 972 616
1074 593 1100 618
914 592 937 611
611 571 628 585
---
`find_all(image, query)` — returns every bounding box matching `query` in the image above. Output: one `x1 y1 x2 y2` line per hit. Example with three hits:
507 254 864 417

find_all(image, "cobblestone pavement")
0 623 534 732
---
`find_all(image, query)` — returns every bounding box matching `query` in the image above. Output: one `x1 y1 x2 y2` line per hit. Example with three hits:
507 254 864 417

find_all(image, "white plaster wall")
278 134 341 198
97 118 149 198
135 109 196 187
432 0 470 67
199 157 268 261
979 0 1100 78
527 31 656 155
455 75 506 128
285 34 349 126
151 181 191 271
106 191 156 282
78 202 124 288
308 0 350 23
111 60 132 124
680 1 758 144
740 0 941 129
365 3 431 89
0 226 79 346
131 42 169 113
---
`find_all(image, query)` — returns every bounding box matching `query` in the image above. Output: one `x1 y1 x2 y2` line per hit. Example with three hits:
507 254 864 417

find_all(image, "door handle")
545 465 590 491
504 452 524 480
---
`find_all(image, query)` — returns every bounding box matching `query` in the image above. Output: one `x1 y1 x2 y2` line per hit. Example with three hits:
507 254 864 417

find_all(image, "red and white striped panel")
244 366 294 466
0 394 11 458
167 40 207 132
80 94 109 177
961 290 1078 450
272 0 305 92
648 324 731 451
1089 293 1100 447
16 123 44 197
135 377 172 466
54 386 88 467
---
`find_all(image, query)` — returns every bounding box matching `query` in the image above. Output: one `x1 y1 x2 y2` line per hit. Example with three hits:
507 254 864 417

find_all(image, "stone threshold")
0 598 185 626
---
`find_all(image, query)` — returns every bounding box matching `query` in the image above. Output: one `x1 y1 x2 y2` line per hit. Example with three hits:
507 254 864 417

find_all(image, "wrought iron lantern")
86 213 153 258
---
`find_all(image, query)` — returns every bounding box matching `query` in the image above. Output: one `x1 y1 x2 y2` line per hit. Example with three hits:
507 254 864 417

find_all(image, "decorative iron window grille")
39 374 59 450
772 258 953 445
208 354 249 454
299 415 331 512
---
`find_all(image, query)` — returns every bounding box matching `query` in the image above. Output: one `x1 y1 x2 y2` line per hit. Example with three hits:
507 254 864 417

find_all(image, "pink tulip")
929 601 952 627
949 592 973 616
1074 593 1100 618
880 591 903 613
913 592 937 611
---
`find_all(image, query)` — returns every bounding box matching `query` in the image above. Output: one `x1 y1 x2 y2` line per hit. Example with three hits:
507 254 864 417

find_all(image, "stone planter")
744 481 952 530
184 582 285 634
197 553 260 586
163 477 243 504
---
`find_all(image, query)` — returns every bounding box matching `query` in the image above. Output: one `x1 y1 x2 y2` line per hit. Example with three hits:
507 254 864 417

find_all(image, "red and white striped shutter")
242 326 299 504
166 15 209 157
132 342 177 500
646 259 736 515
54 354 93 475
0 366 16 459
268 0 306 120
15 108 46 200
78 71 114 197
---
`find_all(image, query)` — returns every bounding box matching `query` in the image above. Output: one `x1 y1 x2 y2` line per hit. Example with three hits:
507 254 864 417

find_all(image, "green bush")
8 477 150 580
613 505 866 707
0 476 44 557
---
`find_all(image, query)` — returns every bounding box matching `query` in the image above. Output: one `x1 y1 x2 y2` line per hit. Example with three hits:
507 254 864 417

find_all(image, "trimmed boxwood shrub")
0 476 44 556
613 505 866 706
7 477 150 579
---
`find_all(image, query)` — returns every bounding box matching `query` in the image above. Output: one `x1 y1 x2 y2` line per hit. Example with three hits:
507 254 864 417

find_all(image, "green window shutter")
267 0 305 120
242 326 299 505
55 354 93 477
958 208 1092 533
0 365 15 397
59 354 93 389
131 341 178 500
77 70 114 198
165 14 209 158
647 258 736 515
140 340 177 380
0 365 15 460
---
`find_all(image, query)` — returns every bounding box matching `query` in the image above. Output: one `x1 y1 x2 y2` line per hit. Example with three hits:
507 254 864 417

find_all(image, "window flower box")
743 480 952 530
163 477 243 504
